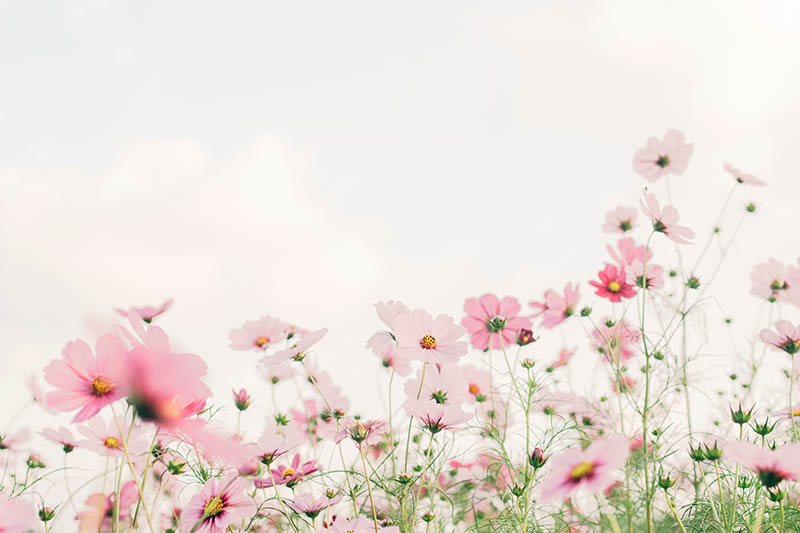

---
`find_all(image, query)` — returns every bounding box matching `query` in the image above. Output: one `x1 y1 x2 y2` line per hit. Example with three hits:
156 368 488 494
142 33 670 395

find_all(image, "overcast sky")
2 2 800 429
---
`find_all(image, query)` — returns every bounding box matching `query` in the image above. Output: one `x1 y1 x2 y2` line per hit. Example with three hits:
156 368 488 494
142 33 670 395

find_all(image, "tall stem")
359 443 380 533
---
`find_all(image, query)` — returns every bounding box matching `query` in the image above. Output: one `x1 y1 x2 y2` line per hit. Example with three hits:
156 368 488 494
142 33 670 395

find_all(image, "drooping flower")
259 328 327 366
404 364 468 406
44 335 126 423
724 162 766 186
589 264 636 303
405 398 472 434
114 298 173 322
640 190 695 244
228 315 289 351
626 260 665 290
539 437 630 501
77 480 138 533
41 426 78 453
530 283 580 328
395 309 468 365
180 474 256 533
602 206 638 234
462 294 532 350
255 453 319 489
750 259 797 303
592 320 639 362
760 320 800 355
633 129 693 181
725 441 800 488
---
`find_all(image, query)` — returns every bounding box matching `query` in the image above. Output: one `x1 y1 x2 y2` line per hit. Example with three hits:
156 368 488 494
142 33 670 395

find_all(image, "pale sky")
2 1 800 434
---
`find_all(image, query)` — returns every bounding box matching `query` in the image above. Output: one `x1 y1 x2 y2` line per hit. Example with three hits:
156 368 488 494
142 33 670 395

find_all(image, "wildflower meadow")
3 129 800 533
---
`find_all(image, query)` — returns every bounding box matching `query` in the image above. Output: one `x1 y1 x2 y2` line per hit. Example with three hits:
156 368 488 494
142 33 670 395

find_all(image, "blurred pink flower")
41 426 78 453
627 260 665 290
44 335 126 423
589 264 636 303
550 347 576 370
334 418 386 446
633 129 693 181
259 328 327 366
180 474 256 533
404 364 468 406
459 364 492 404
290 492 339 520
0 428 30 452
760 320 800 355
725 441 800 487
640 190 695 244
77 480 138 533
530 283 580 328
606 238 651 268
77 416 146 458
256 420 304 465
405 398 471 434
724 162 766 186
462 294 532 350
114 298 173 322
255 453 319 489
750 259 797 302
228 315 289 351
592 320 639 363
395 309 467 365
0 493 37 533
539 437 629 501
602 206 638 234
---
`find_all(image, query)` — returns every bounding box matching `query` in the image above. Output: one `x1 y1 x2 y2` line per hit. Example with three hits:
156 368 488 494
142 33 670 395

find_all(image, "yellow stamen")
103 436 120 449
282 467 296 479
420 335 437 350
254 336 270 348
203 496 225 517
468 383 481 396
569 461 594 480
91 376 114 396
607 281 621 293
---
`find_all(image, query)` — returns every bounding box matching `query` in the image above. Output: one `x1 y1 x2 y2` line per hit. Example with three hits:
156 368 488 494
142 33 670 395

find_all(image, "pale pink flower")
750 259 794 302
460 364 492 403
592 320 639 362
115 298 173 322
317 517 400 533
77 416 146 458
530 283 580 328
44 334 126 423
404 364 468 406
606 238 651 268
256 420 304 465
549 347 576 370
640 190 695 244
26 374 53 412
395 309 467 365
302 361 350 414
725 441 800 487
291 398 339 441
259 364 294 384
0 493 37 533
259 328 327 366
539 437 630 501
760 320 800 355
371 341 412 376
180 474 256 533
366 300 410 364
291 492 340 520
633 129 693 181
374 300 410 329
0 428 30 452
589 264 636 303
77 480 138 533
405 398 472 434
724 162 766 186
255 453 319 489
602 206 638 234
627 260 665 290
41 426 78 453
334 418 387 446
462 294 532 350
228 315 289 351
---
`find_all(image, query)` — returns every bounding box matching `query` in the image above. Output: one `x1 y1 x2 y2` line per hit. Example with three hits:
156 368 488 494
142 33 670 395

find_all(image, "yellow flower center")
607 281 621 293
569 461 594 480
282 468 296 479
420 335 437 350
203 496 225 517
254 336 270 348
91 376 114 396
793 410 800 417
103 437 120 449
468 383 481 395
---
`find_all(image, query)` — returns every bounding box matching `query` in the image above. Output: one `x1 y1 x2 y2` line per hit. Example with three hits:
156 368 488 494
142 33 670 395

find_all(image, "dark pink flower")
589 264 636 303
180 474 256 533
539 437 629 501
462 294 532 350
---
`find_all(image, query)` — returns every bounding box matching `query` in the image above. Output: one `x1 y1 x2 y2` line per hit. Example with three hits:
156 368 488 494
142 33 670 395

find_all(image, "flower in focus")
228 315 289 351
602 206 638 234
259 328 327 366
725 441 800 488
256 453 320 489
405 398 472 434
462 294 532 350
627 260 665 290
633 129 693 181
395 309 468 365
0 493 37 533
114 298 173 322
760 320 800 355
640 190 695 244
41 426 78 453
530 283 580 328
77 480 138 533
539 437 630 501
724 162 766 186
180 474 256 533
589 264 636 303
44 335 125 423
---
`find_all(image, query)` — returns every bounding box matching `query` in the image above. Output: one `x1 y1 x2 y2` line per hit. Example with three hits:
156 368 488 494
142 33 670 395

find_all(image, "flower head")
530 283 580 328
115 299 173 322
724 162 766 186
255 454 319 489
633 129 693 181
751 259 798 303
602 206 638 234
725 441 800 488
405 398 471 434
760 320 800 355
41 426 78 453
228 315 289 351
627 260 665 290
640 190 695 244
77 480 138 533
180 474 256 533
259 328 327 366
395 309 467 365
539 437 630 501
589 264 636 303
0 493 37 533
462 294 532 350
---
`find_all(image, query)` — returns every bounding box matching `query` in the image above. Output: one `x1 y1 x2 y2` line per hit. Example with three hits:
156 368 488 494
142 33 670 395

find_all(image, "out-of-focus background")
2 2 800 425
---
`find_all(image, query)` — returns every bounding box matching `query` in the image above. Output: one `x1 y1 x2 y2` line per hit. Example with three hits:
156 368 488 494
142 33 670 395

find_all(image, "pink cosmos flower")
44 334 126 423
640 190 695 244
460 365 492 403
180 474 257 533
255 453 319 489
77 416 146 458
232 388 251 411
539 437 630 501
724 162 766 186
366 300 410 363
626 260 665 290
77 480 138 533
592 320 639 362
115 298 173 322
395 309 468 365
259 328 327 366
606 238 651 268
0 493 37 533
334 418 387 446
633 129 693 181
259 364 294 384
0 428 30 452
290 492 340 520
371 342 412 377
228 315 289 351
317 517 400 533
27 374 54 412
549 347 576 370
530 283 580 328
602 206 638 234
302 361 351 414
725 441 800 488
41 426 78 453
291 398 339 441
404 364 468 406
589 264 636 303
462 294 532 350
760 320 800 355
405 398 472 434
750 259 796 302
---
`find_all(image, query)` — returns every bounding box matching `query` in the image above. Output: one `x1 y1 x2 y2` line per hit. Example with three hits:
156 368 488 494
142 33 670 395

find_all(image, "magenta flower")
725 441 800 488
44 335 126 423
589 264 636 303
462 294 532 350
640 190 695 244
180 474 256 533
760 320 800 355
255 453 319 489
724 162 766 186
259 327 327 366
228 315 289 351
627 260 665 290
539 437 629 501
602 206 638 234
114 298 173 322
633 129 693 181
530 283 580 328
395 309 468 365
405 398 472 434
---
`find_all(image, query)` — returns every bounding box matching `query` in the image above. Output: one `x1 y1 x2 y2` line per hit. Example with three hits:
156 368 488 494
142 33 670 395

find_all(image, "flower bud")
688 444 706 462
529 447 547 469
579 306 592 317
704 441 723 462
729 403 753 425
658 475 676 490
232 388 251 411
751 418 777 437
